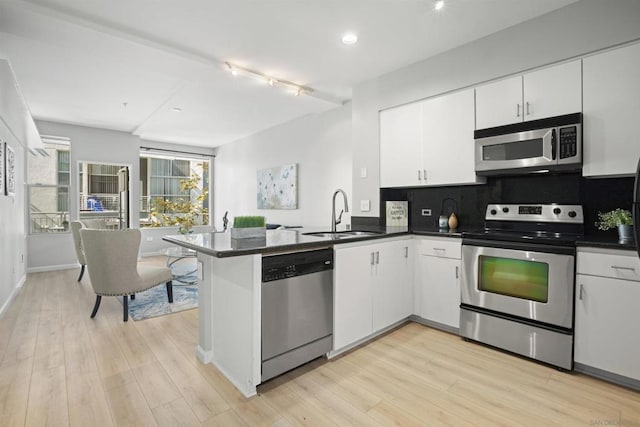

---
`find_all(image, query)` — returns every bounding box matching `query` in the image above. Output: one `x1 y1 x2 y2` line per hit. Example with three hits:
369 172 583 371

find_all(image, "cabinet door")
575 274 640 381
523 60 581 121
583 43 640 177
333 244 374 350
379 102 424 187
475 75 523 129
420 256 460 329
422 89 481 186
372 240 413 331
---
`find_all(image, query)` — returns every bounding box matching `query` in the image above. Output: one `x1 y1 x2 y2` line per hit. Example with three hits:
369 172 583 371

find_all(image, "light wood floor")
1 259 639 426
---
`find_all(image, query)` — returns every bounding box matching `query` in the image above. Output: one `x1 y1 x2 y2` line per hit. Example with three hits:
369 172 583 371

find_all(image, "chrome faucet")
331 189 349 233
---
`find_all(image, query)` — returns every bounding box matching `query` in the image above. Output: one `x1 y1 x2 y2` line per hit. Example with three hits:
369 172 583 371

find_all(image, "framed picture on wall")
5 142 16 197
0 140 4 196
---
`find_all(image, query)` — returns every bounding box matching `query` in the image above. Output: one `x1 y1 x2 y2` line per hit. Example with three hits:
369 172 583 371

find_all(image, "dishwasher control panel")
262 248 333 283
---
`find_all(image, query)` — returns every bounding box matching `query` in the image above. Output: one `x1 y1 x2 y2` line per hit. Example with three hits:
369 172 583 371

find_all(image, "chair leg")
123 295 129 322
131 293 135 300
90 295 101 318
77 265 86 282
166 281 173 303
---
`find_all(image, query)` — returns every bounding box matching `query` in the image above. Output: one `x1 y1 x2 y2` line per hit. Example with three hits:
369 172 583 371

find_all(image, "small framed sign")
5 142 16 197
386 201 408 227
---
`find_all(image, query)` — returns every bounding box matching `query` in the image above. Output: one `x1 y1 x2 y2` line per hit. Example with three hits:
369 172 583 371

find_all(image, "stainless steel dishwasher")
261 248 333 382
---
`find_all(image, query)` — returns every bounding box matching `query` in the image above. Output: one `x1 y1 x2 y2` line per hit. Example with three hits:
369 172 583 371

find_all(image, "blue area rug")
119 262 198 321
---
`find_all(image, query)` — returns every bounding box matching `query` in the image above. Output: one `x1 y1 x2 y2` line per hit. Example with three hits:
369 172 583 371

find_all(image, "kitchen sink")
302 230 383 239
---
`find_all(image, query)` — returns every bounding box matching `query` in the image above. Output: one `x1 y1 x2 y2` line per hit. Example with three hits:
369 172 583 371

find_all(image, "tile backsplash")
379 172 635 235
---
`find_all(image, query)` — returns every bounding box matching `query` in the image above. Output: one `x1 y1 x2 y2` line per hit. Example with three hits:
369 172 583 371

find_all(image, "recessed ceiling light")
341 33 358 45
171 107 182 113
434 0 445 11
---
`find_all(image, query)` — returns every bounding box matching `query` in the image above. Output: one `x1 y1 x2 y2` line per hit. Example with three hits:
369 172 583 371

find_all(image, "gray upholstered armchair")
71 219 110 281
80 228 173 321
70 221 87 281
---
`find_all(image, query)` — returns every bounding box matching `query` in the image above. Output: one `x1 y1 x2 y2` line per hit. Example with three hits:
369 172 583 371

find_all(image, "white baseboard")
0 274 27 320
27 263 79 273
140 251 167 258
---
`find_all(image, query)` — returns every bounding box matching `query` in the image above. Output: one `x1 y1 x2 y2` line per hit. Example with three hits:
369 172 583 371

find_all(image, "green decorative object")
595 208 634 242
231 216 266 239
595 209 633 230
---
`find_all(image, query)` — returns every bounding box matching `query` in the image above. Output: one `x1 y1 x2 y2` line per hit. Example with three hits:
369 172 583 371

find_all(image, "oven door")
461 239 574 329
475 127 555 174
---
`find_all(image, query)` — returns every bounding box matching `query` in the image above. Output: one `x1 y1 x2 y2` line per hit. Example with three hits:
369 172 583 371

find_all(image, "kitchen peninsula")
163 227 409 397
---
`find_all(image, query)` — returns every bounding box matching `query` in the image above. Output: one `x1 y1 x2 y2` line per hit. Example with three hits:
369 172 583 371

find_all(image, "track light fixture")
224 61 313 97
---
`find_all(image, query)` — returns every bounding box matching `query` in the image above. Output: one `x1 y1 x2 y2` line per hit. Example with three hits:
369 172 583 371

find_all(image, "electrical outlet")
422 209 432 216
360 167 367 178
360 200 371 212
146 236 153 242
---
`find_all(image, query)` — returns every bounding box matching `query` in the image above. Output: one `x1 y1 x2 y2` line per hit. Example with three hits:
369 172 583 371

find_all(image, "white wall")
28 121 215 270
0 123 27 316
352 0 640 217
214 104 352 230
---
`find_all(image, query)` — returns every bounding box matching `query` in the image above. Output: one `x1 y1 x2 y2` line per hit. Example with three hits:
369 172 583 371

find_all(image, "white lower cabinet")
333 238 413 351
574 249 640 382
416 237 461 329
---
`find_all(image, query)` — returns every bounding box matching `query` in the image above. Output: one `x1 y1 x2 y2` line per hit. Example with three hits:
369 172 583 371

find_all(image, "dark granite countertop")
162 226 410 258
576 234 637 251
412 227 482 238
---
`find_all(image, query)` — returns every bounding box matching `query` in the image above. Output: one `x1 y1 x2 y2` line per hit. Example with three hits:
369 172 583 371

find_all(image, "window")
78 162 129 229
28 138 70 233
139 154 210 227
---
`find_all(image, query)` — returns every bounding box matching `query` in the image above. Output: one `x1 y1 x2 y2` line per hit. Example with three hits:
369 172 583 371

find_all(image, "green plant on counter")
595 208 633 231
233 216 266 228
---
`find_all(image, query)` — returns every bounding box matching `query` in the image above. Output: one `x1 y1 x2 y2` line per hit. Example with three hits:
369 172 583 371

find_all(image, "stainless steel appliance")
475 113 582 175
261 248 333 382
460 204 584 370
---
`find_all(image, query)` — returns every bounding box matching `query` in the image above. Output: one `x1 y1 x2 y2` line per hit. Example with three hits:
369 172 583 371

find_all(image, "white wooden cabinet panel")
419 238 462 259
372 240 413 331
420 256 460 328
583 42 640 177
475 60 582 130
523 60 582 121
380 102 423 187
577 250 640 282
575 274 640 381
333 244 374 351
475 75 523 129
422 88 481 186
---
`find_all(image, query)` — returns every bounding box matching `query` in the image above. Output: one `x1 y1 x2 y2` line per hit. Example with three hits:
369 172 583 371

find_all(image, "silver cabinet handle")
375 251 380 265
455 266 459 279
526 101 530 115
579 284 584 300
418 170 422 181
423 170 427 182
370 252 375 266
516 103 521 117
612 265 636 272
404 246 409 258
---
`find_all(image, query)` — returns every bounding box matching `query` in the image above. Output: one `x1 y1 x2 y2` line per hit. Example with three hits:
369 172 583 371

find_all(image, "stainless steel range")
459 203 584 370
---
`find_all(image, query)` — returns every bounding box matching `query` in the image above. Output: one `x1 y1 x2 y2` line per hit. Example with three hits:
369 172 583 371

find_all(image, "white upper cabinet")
380 88 482 188
422 88 481 186
475 60 582 129
475 75 523 129
380 102 423 187
583 42 640 177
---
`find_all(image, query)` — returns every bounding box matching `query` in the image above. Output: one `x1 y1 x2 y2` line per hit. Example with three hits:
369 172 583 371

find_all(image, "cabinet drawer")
577 249 640 282
418 238 461 259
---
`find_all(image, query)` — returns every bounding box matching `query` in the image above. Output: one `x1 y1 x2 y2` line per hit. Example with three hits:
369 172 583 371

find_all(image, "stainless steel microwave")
474 113 582 176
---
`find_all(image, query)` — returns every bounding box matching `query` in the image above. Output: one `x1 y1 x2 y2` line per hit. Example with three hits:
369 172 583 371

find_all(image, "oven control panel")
485 204 584 223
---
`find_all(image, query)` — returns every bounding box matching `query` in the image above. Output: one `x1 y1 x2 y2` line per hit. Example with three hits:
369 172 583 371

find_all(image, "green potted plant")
595 208 634 242
231 215 266 239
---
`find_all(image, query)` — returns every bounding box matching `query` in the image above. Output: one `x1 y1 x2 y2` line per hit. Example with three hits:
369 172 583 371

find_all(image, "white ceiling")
0 0 579 148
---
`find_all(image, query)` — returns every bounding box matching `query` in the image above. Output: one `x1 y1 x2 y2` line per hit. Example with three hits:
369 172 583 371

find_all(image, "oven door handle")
462 238 575 255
